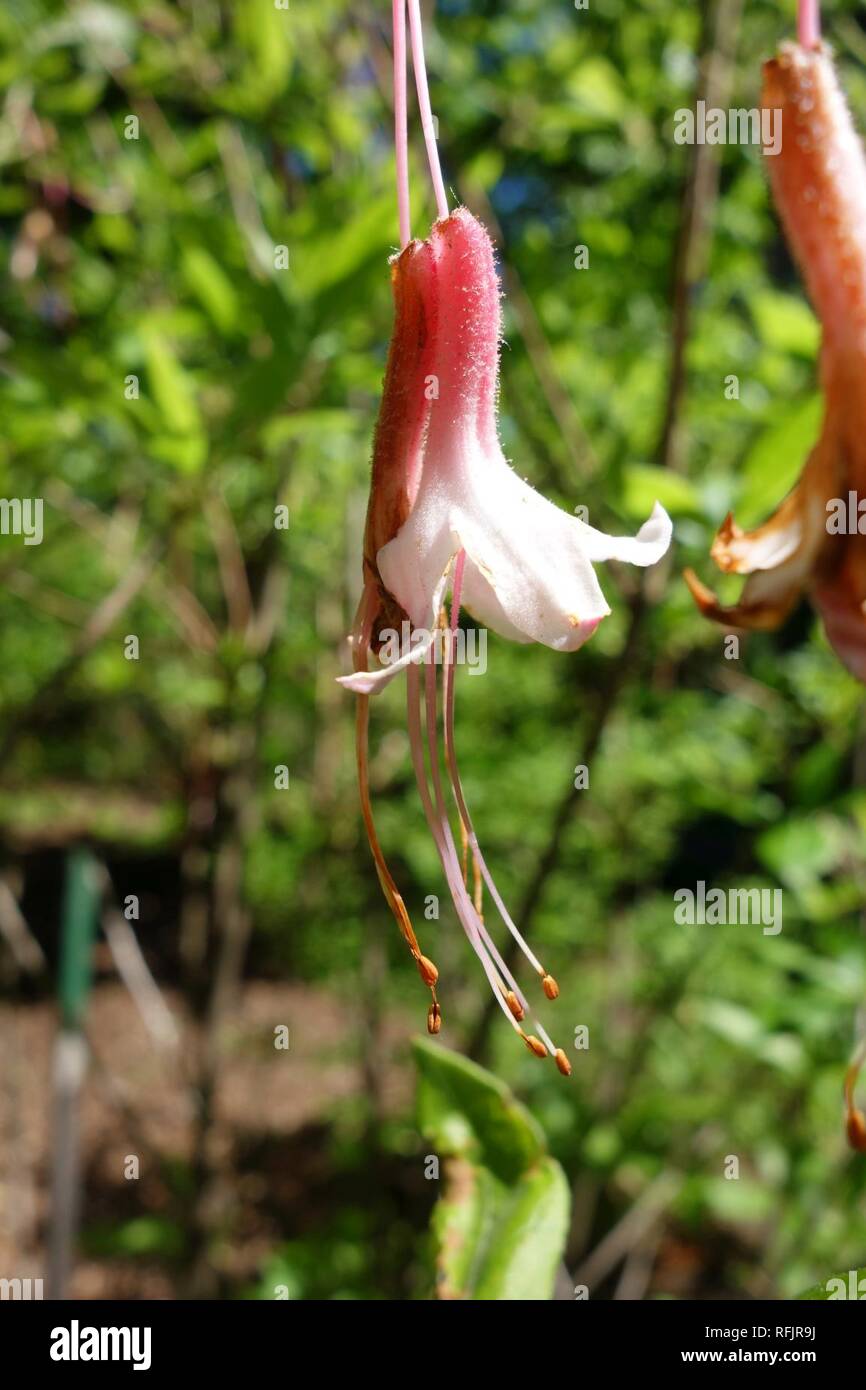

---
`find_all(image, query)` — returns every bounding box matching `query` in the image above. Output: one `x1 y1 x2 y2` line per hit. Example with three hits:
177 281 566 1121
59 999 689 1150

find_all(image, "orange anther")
554 1048 572 1077
416 954 439 987
505 991 525 1022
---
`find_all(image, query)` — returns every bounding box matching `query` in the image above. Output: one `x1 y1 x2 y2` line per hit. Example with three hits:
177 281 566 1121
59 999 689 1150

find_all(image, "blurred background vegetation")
1 0 866 1300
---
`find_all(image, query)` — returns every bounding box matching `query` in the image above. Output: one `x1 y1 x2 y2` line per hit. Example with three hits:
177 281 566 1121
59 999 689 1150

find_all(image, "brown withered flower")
685 38 866 683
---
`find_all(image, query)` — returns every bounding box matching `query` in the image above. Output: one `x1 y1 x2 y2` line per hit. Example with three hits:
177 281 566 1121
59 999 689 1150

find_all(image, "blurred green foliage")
2 0 866 1300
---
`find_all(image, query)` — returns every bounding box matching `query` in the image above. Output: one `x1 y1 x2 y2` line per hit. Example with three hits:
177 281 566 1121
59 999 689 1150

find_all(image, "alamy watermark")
0 1276 43 1299
674 881 783 936
673 102 782 156
378 621 487 675
824 1270 866 1299
0 497 43 545
826 492 866 534
50 1320 151 1371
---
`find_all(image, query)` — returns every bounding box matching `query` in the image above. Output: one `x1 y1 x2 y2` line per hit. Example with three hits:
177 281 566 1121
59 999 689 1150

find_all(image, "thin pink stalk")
406 663 521 1033
406 0 449 222
392 0 411 247
797 0 821 49
444 551 547 980
441 559 563 1055
427 652 555 1052
406 604 559 1063
421 661 519 1028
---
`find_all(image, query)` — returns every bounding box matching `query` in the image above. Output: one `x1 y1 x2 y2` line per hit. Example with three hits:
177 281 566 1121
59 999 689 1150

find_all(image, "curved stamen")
392 0 411 248
406 0 449 222
414 592 567 1067
353 588 439 1005
406 661 522 1035
444 550 558 992
419 661 556 1061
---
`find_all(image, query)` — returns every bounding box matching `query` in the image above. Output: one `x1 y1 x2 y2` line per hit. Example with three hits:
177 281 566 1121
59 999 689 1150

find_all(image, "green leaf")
261 410 357 455
735 394 822 527
414 1037 545 1183
564 56 629 124
474 1158 570 1300
231 0 293 109
296 194 395 299
82 1216 186 1260
150 432 207 473
695 998 763 1048
142 332 206 471
181 246 240 334
751 289 820 357
144 333 202 436
414 1040 570 1301
622 462 701 519
758 814 846 892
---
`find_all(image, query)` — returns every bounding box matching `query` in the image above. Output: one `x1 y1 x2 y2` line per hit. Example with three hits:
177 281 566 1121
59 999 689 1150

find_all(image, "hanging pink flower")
342 0 671 1066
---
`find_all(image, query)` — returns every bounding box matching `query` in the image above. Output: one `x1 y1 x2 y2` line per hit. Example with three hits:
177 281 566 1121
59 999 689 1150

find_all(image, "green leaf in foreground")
414 1038 570 1300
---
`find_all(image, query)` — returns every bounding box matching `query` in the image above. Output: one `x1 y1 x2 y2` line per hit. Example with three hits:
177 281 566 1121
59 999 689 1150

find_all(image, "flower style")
685 33 866 683
341 0 672 1067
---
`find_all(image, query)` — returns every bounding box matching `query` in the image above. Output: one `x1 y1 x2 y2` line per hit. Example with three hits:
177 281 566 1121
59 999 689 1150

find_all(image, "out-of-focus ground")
0 981 416 1299
1 979 775 1301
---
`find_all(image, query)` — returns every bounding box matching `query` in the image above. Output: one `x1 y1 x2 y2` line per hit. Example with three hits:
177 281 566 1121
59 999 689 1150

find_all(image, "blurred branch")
217 123 275 280
103 906 181 1052
247 561 288 655
204 493 254 636
44 480 219 653
185 493 290 1294
613 1230 664 1301
6 571 90 625
245 462 292 655
572 1171 680 1293
656 0 744 471
0 544 159 764
0 876 45 975
47 850 101 1300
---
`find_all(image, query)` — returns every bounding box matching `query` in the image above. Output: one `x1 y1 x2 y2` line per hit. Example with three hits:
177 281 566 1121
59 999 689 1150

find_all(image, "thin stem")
406 0 449 222
392 0 411 248
797 0 821 49
655 0 743 471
